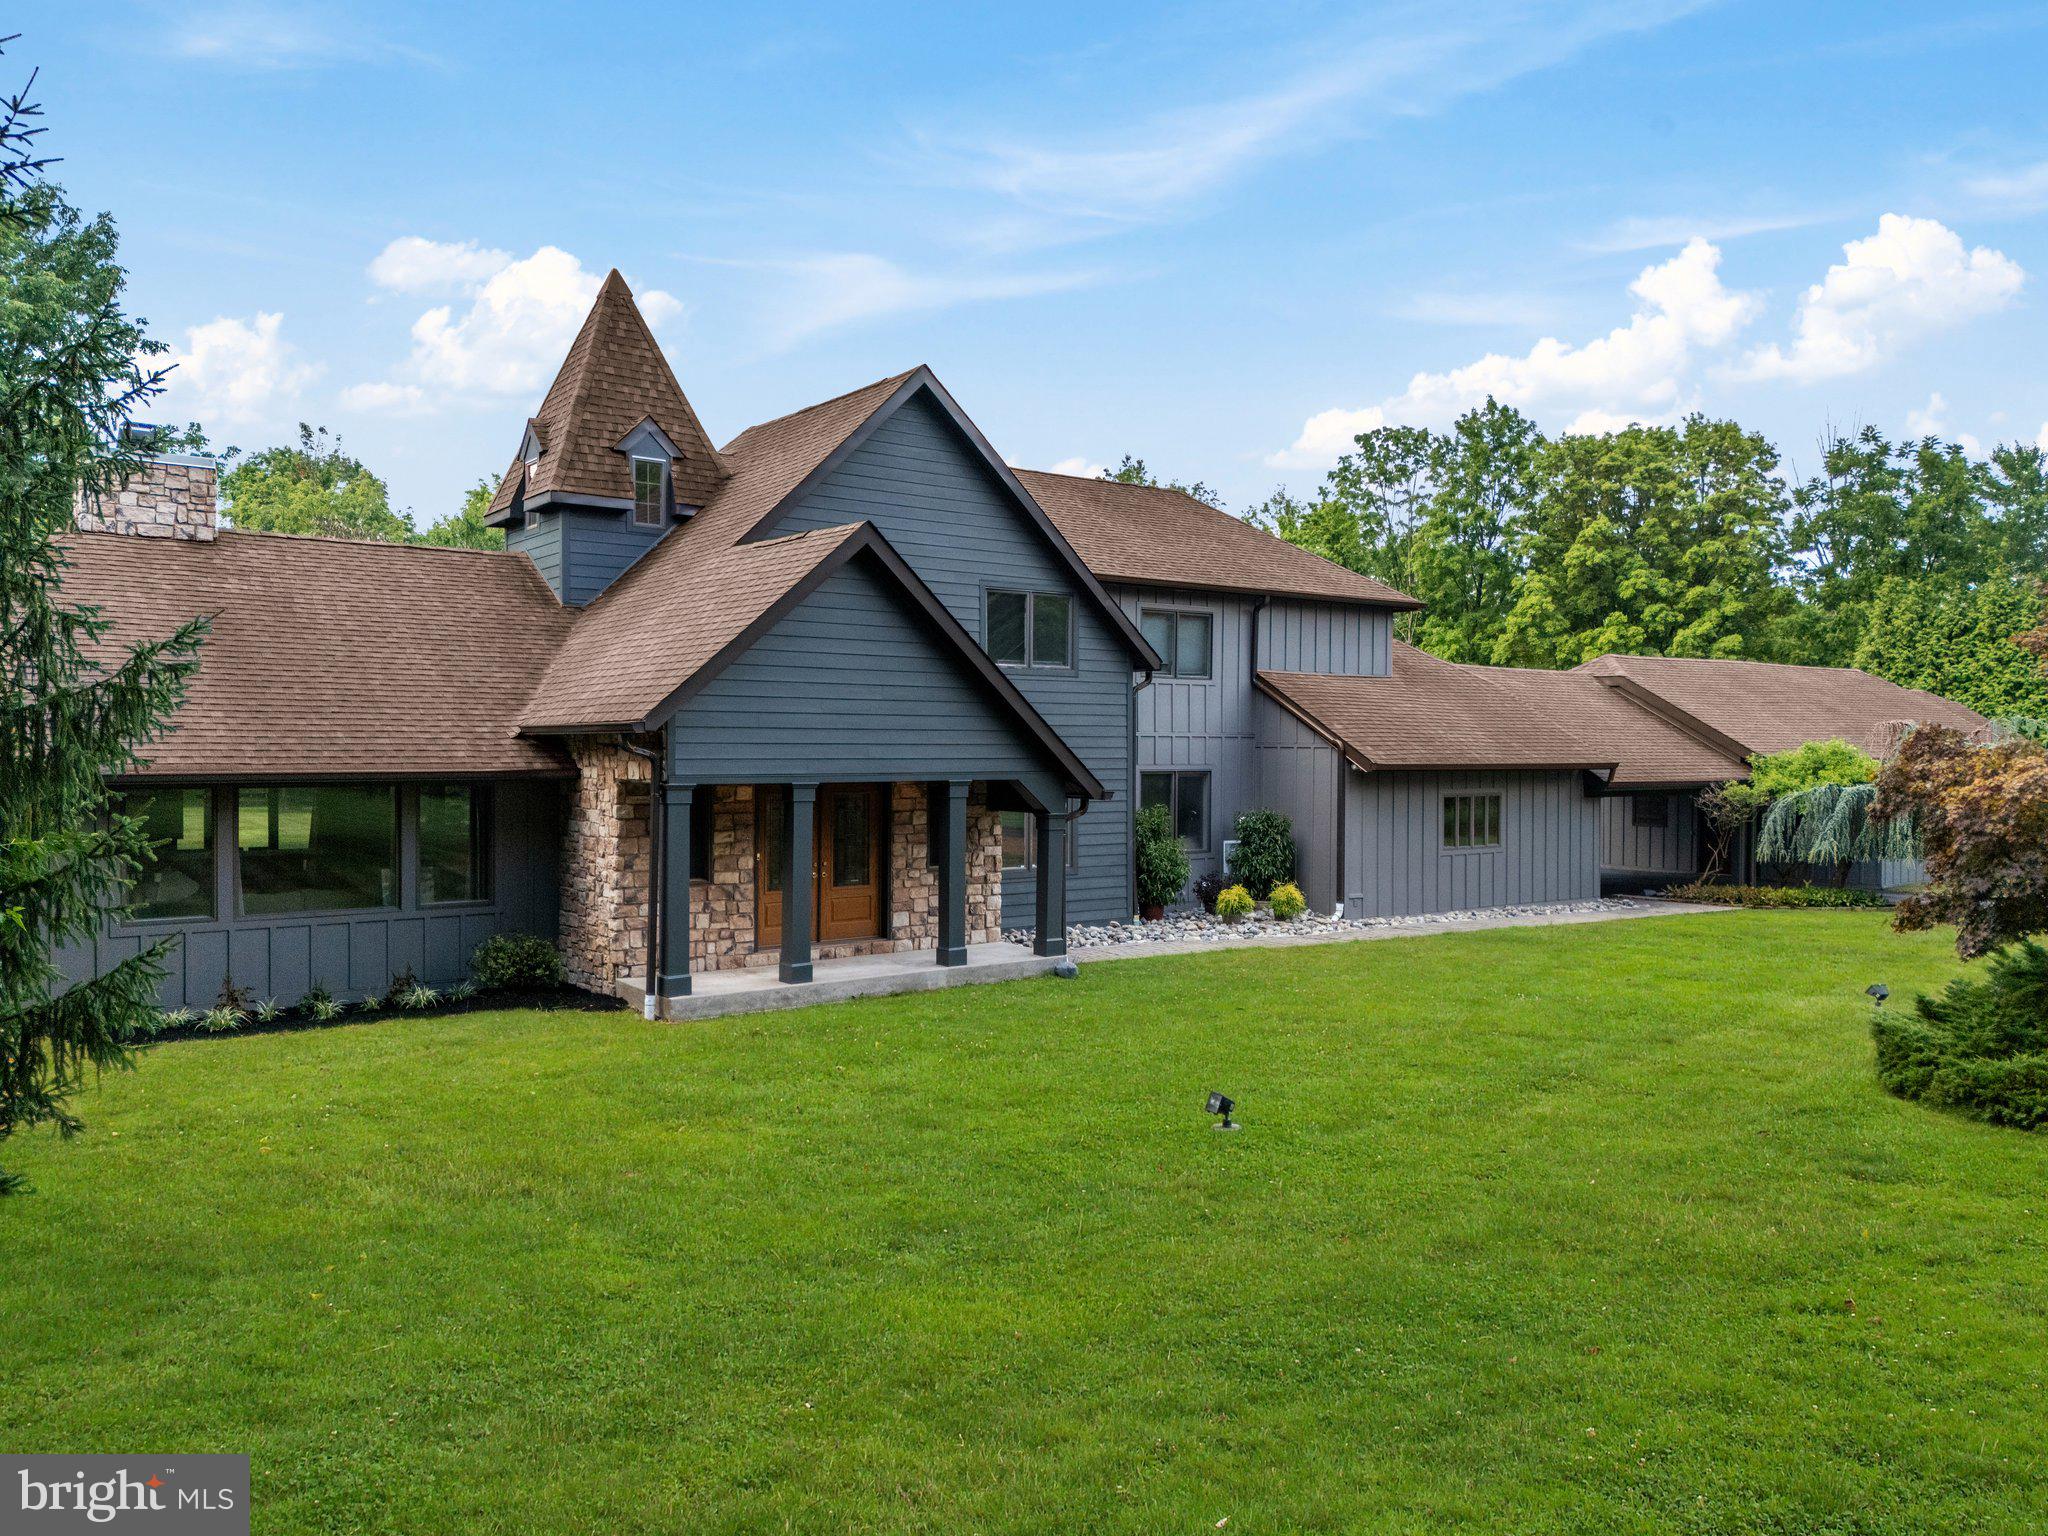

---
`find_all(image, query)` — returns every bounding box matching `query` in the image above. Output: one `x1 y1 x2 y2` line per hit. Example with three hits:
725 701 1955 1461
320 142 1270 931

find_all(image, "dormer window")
632 458 666 527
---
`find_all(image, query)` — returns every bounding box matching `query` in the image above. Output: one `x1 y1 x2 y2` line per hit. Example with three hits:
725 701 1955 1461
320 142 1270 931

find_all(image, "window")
1139 609 1214 679
1140 771 1209 849
1443 793 1503 850
1630 796 1670 830
632 458 666 527
124 786 215 920
238 785 397 915
419 785 490 904
997 809 1080 870
985 589 1072 669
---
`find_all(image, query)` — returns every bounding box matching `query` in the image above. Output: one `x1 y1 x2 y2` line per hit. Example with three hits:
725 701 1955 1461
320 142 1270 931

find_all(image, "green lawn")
6 912 2046 1534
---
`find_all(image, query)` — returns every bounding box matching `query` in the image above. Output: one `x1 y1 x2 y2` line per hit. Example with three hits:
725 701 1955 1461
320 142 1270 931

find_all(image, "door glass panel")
1175 774 1206 847
1033 593 1072 667
1176 614 1213 678
832 791 871 887
762 788 785 892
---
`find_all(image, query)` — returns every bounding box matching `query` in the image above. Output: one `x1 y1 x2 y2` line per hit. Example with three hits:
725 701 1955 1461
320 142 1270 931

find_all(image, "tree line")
1225 403 2047 717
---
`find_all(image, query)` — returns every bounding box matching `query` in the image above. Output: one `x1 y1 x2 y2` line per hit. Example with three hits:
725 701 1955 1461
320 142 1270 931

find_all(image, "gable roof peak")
486 267 728 521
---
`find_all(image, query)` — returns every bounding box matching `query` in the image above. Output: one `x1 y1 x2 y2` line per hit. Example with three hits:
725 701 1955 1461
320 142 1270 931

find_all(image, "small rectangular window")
1442 793 1503 850
125 786 216 921
987 589 1074 669
632 458 666 527
1139 609 1214 679
419 785 490 904
1141 771 1210 850
996 808 1079 870
238 785 398 914
1630 796 1670 830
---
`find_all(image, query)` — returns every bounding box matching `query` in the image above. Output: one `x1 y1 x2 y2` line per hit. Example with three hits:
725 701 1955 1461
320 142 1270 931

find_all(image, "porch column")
780 781 817 984
657 782 693 1001
935 779 971 966
1034 806 1068 957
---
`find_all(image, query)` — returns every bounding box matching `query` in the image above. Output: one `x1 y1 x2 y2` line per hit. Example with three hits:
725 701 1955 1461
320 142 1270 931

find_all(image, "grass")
5 911 2046 1534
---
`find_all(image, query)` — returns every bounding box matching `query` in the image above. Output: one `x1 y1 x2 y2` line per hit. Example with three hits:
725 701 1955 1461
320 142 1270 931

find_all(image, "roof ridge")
724 367 920 448
209 528 525 559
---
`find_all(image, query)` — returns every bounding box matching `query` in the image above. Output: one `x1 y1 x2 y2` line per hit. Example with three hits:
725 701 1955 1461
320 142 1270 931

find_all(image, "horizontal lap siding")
53 780 564 1009
1598 794 1701 876
563 514 665 605
768 392 1132 924
1344 769 1598 917
667 556 1062 792
507 513 564 597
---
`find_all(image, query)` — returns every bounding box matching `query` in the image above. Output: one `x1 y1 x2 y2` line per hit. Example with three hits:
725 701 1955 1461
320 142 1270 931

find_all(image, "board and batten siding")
508 507 666 605
1257 599 1393 677
54 779 564 1010
1345 769 1600 917
763 389 1134 924
1598 793 1701 879
667 552 1068 804
1251 693 1345 910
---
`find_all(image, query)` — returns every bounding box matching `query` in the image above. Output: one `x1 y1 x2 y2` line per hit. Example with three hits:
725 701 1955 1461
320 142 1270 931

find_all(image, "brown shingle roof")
58 530 574 779
486 270 727 518
1258 644 1749 784
1576 654 1990 760
1015 469 1421 610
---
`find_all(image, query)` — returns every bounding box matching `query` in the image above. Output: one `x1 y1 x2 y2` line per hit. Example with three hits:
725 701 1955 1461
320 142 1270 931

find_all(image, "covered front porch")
621 940 1061 1021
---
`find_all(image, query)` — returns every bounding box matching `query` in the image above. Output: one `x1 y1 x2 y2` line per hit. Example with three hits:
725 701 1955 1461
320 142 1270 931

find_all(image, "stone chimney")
73 443 220 542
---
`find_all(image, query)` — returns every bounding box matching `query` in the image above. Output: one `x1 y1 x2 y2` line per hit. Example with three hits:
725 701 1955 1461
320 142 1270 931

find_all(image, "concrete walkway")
622 899 1729 1022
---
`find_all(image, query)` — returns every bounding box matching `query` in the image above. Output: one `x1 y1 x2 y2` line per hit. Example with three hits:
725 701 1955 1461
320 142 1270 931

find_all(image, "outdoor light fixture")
1866 983 1890 1007
1206 1091 1238 1131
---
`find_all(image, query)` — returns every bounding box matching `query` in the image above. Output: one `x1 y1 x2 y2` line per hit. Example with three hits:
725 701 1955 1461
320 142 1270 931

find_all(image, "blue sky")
22 1 2048 521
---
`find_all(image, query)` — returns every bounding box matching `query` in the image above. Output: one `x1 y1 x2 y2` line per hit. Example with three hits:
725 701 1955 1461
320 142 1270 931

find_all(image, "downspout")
1129 662 1151 919
621 733 664 1019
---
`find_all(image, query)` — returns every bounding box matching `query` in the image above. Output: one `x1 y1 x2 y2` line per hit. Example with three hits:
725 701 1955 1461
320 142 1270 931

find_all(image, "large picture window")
1139 609 1213 679
125 786 215 920
1140 770 1209 849
419 785 490 904
1443 792 1502 850
986 589 1073 669
238 785 398 915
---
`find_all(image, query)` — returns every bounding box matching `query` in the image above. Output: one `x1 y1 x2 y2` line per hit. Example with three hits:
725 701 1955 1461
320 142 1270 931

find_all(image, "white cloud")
1267 238 1756 467
1736 215 2024 384
2037 421 2048 452
165 5 438 69
1907 392 1983 456
355 245 684 399
367 236 511 294
1963 159 2048 212
1046 456 1109 479
156 312 321 426
757 252 1101 347
338 381 427 414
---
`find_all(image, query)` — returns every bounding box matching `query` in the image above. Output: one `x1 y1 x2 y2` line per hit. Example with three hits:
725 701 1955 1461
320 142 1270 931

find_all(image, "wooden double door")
756 784 883 945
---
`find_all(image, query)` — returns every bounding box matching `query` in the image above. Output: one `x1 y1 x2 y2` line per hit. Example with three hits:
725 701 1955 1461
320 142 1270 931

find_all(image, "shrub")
200 1004 245 1034
1215 884 1255 922
1874 940 2048 1129
253 998 282 1024
1226 810 1295 900
445 980 477 1005
1192 872 1226 915
1269 882 1307 920
472 932 567 992
214 975 255 1016
397 982 440 1011
1667 881 1888 910
1134 803 1190 913
309 996 344 1022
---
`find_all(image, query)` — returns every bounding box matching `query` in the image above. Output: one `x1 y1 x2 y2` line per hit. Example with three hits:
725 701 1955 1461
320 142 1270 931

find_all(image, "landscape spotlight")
1206 1091 1238 1131
1866 983 1889 1007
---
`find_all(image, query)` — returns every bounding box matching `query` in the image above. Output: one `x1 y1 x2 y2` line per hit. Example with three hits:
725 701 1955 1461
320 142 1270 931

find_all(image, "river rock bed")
1006 897 1643 951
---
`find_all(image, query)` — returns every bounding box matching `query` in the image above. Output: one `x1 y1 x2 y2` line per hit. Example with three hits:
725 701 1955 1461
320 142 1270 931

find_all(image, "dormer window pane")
632 459 666 526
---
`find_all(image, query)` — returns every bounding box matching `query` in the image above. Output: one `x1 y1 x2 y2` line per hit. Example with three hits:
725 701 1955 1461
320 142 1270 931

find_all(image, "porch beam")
1034 806 1067 957
935 780 970 966
780 781 818 984
657 781 694 1000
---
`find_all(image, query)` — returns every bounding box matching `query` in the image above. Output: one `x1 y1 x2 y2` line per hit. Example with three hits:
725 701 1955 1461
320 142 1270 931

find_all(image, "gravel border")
1006 897 1644 951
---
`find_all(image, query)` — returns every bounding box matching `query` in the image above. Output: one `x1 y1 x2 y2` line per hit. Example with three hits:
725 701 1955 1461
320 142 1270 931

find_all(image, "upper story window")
1630 796 1670 830
1443 792 1502 850
986 589 1073 669
1139 608 1213 679
632 458 666 527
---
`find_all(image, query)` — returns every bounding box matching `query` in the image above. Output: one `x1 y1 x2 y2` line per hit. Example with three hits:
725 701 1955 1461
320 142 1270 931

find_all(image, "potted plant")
1135 803 1189 921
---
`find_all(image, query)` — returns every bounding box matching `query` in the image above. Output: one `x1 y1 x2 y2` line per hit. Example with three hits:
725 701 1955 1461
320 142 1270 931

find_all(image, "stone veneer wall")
73 456 219 540
561 762 1009 989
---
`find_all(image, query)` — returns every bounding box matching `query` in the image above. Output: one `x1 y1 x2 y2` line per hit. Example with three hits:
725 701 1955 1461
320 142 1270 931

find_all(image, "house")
52 272 1989 1013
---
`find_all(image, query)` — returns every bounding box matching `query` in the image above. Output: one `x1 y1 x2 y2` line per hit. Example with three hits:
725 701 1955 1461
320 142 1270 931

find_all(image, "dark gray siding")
54 780 564 1009
508 507 664 605
666 553 1065 803
765 390 1133 924
1252 693 1343 909
1599 793 1701 879
1258 600 1393 676
1345 769 1599 917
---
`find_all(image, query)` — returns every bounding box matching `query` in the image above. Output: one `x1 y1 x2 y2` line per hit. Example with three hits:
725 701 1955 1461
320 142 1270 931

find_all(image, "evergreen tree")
0 51 206 1192
1854 573 2048 720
